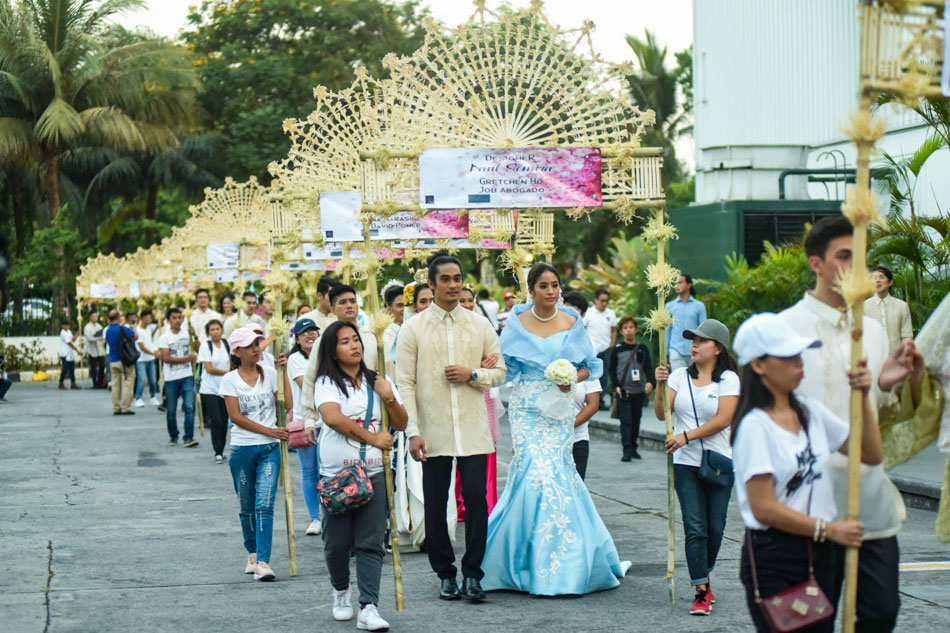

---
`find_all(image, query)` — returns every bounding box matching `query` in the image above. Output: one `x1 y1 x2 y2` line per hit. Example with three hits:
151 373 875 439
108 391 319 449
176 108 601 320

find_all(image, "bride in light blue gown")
481 264 630 596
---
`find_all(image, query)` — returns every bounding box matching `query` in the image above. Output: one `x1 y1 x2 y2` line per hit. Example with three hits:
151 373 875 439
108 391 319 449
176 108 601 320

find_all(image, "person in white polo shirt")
583 287 618 410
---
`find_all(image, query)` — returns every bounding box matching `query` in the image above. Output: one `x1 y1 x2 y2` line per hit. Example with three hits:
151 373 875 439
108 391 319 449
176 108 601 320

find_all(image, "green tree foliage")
182 0 427 180
568 231 656 320
0 0 199 317
698 242 813 334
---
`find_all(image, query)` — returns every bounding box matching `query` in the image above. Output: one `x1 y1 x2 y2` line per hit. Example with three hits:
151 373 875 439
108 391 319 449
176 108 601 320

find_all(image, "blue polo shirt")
104 323 136 363
665 296 707 356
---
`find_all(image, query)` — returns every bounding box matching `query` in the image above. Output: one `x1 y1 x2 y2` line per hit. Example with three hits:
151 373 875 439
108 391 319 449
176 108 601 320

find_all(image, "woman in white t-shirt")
197 319 231 464
218 326 288 583
285 317 323 536
654 319 739 616
312 321 407 630
731 313 882 633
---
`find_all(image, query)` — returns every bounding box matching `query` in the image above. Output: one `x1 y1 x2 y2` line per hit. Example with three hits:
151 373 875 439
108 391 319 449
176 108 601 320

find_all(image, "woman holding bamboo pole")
313 321 407 631
218 326 287 582
731 312 882 633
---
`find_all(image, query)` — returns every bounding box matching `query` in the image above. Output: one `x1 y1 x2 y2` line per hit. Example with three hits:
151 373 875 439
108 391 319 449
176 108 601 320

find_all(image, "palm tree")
625 30 690 187
0 0 198 314
870 134 947 301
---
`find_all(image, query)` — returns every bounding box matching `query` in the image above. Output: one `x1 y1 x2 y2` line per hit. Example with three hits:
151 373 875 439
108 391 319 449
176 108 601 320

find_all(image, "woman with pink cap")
217 326 288 582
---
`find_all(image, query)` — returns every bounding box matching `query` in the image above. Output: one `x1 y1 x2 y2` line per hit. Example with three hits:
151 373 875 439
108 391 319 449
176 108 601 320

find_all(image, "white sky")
114 0 695 169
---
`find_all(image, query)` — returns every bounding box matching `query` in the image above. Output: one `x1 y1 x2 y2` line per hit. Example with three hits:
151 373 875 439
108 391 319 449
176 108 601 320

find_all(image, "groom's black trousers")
422 454 488 580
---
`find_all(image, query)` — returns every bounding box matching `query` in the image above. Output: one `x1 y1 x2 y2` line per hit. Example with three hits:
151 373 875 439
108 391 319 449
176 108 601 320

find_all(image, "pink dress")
456 391 499 520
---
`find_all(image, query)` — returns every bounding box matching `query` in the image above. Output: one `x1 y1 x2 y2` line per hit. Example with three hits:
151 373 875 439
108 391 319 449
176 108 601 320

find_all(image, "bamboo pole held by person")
363 229 405 612
273 297 298 577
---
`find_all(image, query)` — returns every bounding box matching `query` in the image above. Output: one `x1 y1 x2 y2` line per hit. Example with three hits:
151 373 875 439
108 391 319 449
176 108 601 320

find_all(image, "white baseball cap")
733 312 822 365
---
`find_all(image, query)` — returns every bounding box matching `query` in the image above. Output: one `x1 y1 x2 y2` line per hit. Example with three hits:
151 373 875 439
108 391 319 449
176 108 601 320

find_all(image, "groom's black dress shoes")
439 578 461 600
461 577 486 602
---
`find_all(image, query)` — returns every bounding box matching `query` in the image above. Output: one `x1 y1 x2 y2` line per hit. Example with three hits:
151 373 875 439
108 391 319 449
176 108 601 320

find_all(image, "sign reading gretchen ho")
419 147 602 209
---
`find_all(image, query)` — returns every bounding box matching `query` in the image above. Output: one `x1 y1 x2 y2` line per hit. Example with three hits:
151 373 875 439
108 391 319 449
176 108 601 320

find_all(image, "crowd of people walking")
56 215 931 632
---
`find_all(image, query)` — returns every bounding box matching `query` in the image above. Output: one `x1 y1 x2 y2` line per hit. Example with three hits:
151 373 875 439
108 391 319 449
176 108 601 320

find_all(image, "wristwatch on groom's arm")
470 369 478 383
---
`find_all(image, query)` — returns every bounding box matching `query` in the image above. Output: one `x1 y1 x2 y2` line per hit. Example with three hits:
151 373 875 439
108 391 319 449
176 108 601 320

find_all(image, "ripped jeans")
228 442 281 563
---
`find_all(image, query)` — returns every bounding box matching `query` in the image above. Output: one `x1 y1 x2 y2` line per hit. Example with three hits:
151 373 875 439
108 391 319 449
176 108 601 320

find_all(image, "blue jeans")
134 360 158 399
0 376 11 399
164 376 195 440
229 443 281 563
673 463 733 586
297 435 321 521
59 358 76 385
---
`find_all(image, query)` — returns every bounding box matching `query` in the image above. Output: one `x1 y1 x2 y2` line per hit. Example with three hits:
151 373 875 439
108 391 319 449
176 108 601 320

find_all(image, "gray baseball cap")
682 319 731 350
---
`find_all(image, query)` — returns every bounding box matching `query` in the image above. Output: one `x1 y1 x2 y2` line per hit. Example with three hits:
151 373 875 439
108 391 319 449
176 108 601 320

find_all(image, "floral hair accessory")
381 279 403 301
403 282 417 305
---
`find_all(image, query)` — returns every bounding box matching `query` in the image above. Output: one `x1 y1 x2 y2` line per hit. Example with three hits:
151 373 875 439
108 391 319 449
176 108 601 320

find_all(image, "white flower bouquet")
544 359 578 387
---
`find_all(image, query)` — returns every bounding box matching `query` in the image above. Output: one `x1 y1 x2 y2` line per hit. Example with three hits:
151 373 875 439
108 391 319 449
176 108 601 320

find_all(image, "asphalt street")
2 381 949 632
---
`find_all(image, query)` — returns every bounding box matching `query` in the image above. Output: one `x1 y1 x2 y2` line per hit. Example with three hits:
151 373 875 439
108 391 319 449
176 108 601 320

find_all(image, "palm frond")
0 116 39 161
79 105 146 151
34 96 82 145
907 134 946 176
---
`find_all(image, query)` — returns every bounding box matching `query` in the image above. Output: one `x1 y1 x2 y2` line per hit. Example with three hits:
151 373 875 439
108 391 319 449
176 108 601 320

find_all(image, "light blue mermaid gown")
481 304 630 595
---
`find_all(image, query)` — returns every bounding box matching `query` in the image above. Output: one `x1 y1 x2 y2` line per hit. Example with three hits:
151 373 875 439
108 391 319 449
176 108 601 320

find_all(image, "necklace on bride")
531 305 557 322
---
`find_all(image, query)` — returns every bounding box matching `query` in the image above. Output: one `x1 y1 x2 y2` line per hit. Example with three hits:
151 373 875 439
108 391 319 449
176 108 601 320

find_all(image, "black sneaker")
168 438 178 446
621 455 632 462
183 438 199 448
157 404 166 412
631 450 642 460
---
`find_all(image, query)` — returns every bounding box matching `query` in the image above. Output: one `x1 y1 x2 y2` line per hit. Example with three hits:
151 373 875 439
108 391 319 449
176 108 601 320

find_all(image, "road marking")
900 561 950 571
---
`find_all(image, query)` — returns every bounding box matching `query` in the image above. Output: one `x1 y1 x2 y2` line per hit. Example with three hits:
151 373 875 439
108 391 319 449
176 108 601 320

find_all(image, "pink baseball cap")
228 326 264 350
246 323 264 334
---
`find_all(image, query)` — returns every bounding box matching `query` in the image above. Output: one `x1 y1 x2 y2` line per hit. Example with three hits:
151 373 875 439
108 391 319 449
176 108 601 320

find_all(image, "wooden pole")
273 297 298 576
364 229 405 612
842 91 874 633
654 207 676 604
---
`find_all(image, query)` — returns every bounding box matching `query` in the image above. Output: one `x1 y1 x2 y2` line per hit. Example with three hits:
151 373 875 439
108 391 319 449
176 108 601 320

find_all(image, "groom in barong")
396 254 506 602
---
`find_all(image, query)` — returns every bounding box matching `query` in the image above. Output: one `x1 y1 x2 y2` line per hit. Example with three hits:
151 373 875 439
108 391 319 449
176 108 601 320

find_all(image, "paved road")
3 381 949 632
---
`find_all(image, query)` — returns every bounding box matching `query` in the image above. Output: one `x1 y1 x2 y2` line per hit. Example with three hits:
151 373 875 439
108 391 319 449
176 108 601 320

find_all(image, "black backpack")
117 326 140 367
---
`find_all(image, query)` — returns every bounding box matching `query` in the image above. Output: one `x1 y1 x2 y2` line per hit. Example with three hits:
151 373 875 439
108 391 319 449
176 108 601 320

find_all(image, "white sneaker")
253 560 275 581
150 396 160 406
244 553 257 574
133 398 145 408
332 585 354 621
357 604 389 631
306 519 322 536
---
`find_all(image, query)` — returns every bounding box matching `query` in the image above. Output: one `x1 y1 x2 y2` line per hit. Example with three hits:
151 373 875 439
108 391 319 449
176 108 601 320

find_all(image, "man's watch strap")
470 369 478 382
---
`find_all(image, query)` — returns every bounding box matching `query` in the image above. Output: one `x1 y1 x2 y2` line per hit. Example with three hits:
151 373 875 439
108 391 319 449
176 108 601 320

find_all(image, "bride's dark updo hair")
526 262 560 290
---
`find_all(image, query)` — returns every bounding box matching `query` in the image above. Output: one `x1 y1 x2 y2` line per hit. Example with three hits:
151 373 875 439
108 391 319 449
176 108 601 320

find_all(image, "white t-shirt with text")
314 375 403 478
158 329 194 382
196 340 231 395
733 396 850 530
571 379 602 443
217 366 279 447
668 368 740 467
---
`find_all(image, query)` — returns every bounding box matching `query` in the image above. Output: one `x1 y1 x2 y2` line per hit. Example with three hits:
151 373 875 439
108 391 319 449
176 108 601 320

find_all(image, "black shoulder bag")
686 376 734 487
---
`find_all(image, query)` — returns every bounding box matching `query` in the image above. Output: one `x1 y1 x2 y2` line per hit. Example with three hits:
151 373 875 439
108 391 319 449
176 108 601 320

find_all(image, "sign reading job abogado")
419 147 602 209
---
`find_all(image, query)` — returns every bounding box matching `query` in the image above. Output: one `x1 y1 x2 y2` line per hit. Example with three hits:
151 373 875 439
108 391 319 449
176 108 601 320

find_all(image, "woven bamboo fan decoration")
188 177 273 246
514 210 555 251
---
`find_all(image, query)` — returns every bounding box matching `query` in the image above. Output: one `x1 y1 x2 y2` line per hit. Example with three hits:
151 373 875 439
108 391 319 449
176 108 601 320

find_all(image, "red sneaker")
690 588 712 615
708 582 716 604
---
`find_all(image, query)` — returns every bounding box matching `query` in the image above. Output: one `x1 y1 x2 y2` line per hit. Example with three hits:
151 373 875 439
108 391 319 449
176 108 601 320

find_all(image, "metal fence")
0 291 56 336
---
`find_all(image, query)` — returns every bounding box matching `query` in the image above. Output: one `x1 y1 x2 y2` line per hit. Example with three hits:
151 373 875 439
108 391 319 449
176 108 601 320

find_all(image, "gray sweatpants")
321 473 388 606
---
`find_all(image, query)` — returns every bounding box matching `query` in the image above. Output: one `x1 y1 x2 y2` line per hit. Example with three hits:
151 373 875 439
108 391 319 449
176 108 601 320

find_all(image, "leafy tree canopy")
182 0 428 180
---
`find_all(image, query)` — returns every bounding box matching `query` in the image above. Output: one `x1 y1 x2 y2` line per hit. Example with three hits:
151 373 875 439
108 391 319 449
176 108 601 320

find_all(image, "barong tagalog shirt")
864 293 913 357
780 292 905 539
189 307 221 345
396 302 507 458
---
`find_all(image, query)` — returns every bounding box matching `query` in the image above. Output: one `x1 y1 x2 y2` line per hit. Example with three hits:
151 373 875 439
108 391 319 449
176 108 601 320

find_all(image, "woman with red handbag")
311 321 407 631
285 317 322 536
731 313 883 632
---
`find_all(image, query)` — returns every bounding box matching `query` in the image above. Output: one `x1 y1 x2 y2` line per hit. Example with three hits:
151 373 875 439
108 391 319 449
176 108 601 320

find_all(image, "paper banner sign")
129 281 140 298
206 242 240 269
158 281 173 295
215 268 239 283
90 283 116 299
370 210 468 240
419 147 602 209
173 279 185 292
320 191 363 242
281 260 331 271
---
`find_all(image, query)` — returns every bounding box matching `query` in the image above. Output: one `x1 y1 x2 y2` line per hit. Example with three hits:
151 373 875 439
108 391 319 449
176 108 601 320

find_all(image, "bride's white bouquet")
544 359 578 387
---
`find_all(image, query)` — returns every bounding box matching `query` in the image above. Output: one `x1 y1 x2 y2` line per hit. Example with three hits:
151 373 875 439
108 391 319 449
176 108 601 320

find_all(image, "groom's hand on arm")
444 365 473 383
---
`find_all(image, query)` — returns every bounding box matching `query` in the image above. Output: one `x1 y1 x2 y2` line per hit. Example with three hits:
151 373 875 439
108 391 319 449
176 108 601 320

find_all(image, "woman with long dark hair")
197 319 231 464
481 263 629 595
654 319 739 615
731 313 882 633
313 321 407 630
